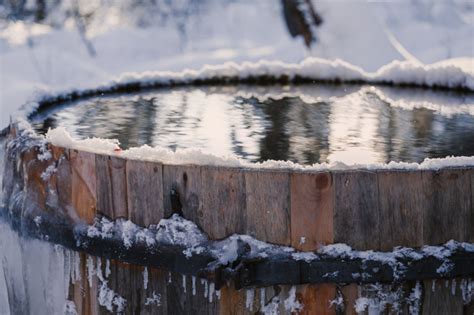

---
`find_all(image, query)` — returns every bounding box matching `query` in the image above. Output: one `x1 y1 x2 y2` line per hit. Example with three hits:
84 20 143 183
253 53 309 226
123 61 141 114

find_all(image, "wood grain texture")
422 279 463 315
333 170 380 250
22 147 49 215
377 170 424 250
341 284 358 315
73 253 99 315
162 164 202 221
422 169 471 244
218 286 249 314
245 170 291 245
290 171 334 251
296 284 337 315
71 149 97 224
96 155 128 220
165 273 219 315
200 166 246 239
126 160 164 227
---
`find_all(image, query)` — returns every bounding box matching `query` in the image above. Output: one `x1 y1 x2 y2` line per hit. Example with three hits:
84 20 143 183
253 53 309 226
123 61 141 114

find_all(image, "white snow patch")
284 286 303 313
40 164 57 181
144 291 161 306
98 280 126 313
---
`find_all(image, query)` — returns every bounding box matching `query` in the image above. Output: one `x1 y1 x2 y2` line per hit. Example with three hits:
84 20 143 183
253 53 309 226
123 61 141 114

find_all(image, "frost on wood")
284 286 303 313
144 291 161 306
98 280 127 313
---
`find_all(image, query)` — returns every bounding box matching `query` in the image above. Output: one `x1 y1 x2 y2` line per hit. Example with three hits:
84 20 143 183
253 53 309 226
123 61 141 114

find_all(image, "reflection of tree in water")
257 98 291 163
286 100 331 164
31 86 474 164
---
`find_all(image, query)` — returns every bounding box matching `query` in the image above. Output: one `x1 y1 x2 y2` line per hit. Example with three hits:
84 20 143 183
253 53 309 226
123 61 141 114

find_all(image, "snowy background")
1 0 473 129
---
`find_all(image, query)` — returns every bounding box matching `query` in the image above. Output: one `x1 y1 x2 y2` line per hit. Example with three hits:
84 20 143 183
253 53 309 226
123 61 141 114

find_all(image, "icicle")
96 257 104 282
260 288 265 309
209 282 215 303
86 256 95 288
143 267 149 290
445 280 449 288
182 275 187 293
216 290 221 300
432 279 436 292
201 279 208 298
192 276 196 296
168 272 172 284
451 279 456 296
73 251 81 282
105 259 111 278
246 289 254 310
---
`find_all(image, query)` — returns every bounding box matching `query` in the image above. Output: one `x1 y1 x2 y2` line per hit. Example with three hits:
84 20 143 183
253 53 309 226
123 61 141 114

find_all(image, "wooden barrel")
2 123 473 314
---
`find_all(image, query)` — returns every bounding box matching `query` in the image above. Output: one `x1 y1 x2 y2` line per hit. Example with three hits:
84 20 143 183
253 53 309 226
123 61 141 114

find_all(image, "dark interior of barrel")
29 83 474 165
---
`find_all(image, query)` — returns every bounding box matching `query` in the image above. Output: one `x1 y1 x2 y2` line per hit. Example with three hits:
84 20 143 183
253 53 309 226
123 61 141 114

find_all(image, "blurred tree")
282 0 323 48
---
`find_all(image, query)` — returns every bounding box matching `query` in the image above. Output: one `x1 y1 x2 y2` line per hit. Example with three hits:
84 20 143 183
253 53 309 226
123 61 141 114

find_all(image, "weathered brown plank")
377 170 424 250
166 272 221 314
73 253 99 315
162 164 202 221
341 284 358 315
22 148 48 214
51 146 73 218
422 169 471 244
126 160 164 227
110 157 128 219
96 155 128 220
422 279 464 315
333 170 380 250
290 171 334 251
296 284 337 315
218 286 249 314
70 149 97 224
245 169 291 245
200 166 246 239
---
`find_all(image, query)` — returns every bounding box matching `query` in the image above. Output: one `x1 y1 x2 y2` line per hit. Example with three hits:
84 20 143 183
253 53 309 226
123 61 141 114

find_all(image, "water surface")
30 84 474 165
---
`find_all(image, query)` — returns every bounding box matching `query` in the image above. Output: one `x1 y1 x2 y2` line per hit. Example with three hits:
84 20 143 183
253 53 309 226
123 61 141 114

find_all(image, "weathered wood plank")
110 157 128 219
162 164 202 221
422 279 464 315
22 147 48 214
218 287 250 314
377 170 424 250
296 283 337 315
422 169 471 244
245 169 291 245
70 149 97 224
290 171 334 251
73 253 99 315
96 155 128 220
51 146 73 218
200 166 246 239
333 170 380 250
126 160 164 227
341 284 358 315
96 154 114 219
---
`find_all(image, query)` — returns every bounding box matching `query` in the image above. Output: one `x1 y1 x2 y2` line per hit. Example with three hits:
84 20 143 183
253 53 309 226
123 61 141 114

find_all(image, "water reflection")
31 84 474 164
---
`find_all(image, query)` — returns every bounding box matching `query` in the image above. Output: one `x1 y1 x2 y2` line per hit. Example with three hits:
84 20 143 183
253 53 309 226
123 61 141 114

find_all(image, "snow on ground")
1 0 473 130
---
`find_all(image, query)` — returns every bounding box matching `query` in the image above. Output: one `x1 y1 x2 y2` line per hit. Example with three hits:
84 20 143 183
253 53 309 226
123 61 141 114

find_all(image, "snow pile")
44 125 474 171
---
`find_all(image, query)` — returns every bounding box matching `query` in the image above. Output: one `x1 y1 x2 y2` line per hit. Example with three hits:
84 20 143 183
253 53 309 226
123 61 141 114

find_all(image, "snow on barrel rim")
9 57 474 171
